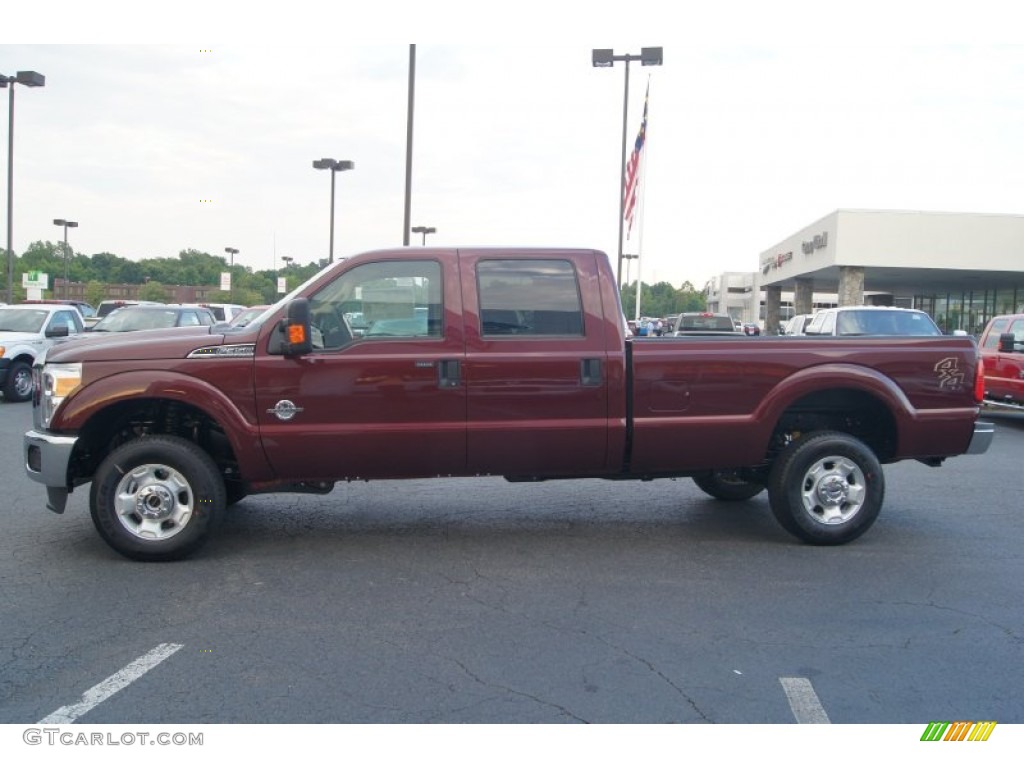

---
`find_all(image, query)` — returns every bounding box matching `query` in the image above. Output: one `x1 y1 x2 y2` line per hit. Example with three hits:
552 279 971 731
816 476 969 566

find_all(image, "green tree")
620 280 706 318
138 281 170 302
85 280 105 307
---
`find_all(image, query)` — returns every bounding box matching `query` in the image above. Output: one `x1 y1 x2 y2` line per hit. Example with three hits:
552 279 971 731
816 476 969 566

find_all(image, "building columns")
764 284 782 334
838 266 865 306
794 278 814 314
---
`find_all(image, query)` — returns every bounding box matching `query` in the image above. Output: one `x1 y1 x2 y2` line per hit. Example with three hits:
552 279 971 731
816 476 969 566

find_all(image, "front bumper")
966 420 995 455
24 429 78 514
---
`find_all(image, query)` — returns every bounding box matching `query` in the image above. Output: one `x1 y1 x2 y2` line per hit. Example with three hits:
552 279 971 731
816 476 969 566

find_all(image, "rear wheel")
90 435 225 561
692 470 765 501
3 360 33 402
767 431 884 545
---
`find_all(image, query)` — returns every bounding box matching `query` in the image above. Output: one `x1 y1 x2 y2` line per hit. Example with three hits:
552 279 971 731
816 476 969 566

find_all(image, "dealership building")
705 209 1024 334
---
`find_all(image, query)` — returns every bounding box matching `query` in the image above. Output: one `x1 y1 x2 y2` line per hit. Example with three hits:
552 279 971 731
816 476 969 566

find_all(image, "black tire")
767 431 884 545
3 360 34 402
89 435 226 561
692 470 765 501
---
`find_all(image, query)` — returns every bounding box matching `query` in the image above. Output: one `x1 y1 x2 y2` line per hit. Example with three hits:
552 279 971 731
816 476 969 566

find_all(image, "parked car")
804 306 942 336
0 303 85 401
21 299 97 319
184 303 248 323
89 300 164 328
226 305 270 328
741 322 761 336
89 305 217 333
783 314 813 336
672 312 742 336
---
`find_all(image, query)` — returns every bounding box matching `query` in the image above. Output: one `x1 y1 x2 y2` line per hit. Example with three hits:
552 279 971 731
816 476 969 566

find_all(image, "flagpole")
635 77 652 323
616 58 631 288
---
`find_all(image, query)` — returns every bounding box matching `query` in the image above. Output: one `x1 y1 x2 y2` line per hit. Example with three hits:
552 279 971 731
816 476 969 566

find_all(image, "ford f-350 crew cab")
24 248 994 561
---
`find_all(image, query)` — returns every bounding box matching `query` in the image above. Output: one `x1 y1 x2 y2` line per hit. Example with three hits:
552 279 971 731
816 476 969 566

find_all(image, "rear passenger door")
460 251 611 476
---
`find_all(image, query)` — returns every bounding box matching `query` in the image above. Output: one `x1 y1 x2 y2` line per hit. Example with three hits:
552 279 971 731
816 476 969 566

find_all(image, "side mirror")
998 332 1018 353
46 325 70 338
280 298 313 356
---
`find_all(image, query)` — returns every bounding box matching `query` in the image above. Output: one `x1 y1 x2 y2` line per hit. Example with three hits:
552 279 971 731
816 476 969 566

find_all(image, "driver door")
253 257 467 480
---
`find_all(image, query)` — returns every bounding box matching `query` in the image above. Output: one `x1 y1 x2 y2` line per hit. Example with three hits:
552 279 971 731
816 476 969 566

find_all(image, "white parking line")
37 643 184 724
779 676 831 724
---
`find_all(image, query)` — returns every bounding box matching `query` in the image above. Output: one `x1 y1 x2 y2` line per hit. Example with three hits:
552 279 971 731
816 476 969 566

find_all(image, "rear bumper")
966 421 995 455
24 429 78 513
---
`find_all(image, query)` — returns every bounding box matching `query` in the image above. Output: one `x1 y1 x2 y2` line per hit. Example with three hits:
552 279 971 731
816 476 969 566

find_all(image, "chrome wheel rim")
13 367 33 399
114 463 194 541
799 455 867 525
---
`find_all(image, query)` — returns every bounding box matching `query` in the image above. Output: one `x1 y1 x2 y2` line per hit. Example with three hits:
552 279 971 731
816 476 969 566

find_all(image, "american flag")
623 84 649 238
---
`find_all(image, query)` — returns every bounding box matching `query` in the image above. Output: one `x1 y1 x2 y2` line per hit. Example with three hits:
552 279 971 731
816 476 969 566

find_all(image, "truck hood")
44 326 231 364
0 331 46 345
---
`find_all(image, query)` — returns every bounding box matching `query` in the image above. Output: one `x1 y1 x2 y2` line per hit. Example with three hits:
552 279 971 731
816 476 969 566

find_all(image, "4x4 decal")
935 357 965 389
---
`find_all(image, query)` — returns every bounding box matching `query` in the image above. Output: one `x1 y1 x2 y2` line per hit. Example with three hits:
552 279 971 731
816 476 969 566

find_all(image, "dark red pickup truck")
25 248 993 560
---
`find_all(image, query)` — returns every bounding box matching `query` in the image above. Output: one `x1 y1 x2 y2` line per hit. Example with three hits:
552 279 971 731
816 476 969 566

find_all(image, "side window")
477 259 584 337
983 318 1010 348
307 260 443 350
1010 319 1024 343
180 311 201 327
48 310 76 334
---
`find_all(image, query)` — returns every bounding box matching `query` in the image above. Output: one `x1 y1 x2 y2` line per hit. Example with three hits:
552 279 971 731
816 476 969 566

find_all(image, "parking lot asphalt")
1 401 1022 725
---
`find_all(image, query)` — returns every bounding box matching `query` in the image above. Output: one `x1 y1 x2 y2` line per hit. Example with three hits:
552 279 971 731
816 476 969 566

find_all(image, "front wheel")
3 360 34 402
767 431 884 545
90 435 226 561
692 470 765 501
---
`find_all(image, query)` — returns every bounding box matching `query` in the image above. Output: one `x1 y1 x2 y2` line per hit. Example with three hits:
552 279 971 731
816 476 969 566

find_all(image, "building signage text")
802 232 828 255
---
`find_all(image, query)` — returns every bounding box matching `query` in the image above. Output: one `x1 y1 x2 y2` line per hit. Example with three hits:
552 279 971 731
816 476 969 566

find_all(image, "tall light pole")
591 48 662 287
53 218 78 299
411 225 436 246
312 158 354 263
403 44 416 247
2 70 46 304
224 247 238 302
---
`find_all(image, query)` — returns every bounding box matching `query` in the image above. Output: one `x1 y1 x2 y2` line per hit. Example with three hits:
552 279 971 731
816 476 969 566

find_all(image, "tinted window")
477 259 583 336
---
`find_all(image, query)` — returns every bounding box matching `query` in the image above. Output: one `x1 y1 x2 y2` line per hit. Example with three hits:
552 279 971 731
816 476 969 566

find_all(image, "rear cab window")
477 259 584 337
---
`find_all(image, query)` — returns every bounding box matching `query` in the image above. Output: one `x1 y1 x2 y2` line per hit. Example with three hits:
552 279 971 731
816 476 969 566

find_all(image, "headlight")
39 362 82 429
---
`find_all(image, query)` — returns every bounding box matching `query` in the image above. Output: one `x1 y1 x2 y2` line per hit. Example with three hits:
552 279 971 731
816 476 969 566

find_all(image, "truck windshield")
0 308 48 333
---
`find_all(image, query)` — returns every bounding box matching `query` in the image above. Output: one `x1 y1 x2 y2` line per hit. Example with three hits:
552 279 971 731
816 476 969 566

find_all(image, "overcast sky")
3 4 1022 292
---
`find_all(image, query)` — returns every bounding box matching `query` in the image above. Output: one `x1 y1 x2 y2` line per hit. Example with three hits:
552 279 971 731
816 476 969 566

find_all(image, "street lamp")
2 70 46 304
591 47 662 286
225 247 238 301
53 218 78 299
280 256 294 269
411 225 436 246
312 158 354 263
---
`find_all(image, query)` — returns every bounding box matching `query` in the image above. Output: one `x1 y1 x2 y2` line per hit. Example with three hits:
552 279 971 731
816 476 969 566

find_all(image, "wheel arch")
59 371 272 487
754 364 910 465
